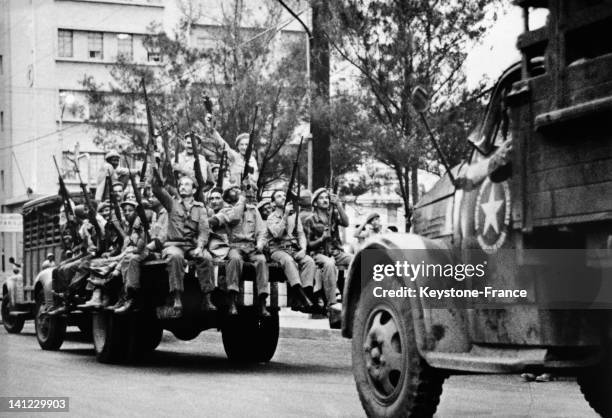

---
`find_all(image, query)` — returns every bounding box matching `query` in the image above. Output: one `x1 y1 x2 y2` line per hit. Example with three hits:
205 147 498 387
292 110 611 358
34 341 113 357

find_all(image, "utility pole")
310 0 331 189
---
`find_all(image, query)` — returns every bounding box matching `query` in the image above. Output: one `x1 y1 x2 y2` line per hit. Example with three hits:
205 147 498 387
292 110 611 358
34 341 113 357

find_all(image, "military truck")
1 194 93 344
342 1 612 416
89 258 287 364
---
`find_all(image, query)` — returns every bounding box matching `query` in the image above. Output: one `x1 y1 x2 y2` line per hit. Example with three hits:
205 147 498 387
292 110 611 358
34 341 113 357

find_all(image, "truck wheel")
132 313 163 353
92 311 130 364
78 320 93 340
352 280 445 418
222 311 279 363
35 297 66 350
2 296 25 334
578 354 612 417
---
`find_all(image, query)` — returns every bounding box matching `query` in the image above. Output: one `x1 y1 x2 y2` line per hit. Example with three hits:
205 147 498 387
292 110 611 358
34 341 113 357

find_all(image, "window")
0 55 3 74
58 30 73 58
117 33 133 61
1 170 4 192
0 111 3 132
147 51 161 62
88 32 103 60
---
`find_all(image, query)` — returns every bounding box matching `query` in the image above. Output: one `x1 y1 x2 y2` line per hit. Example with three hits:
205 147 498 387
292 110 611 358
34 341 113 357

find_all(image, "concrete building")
0 0 307 273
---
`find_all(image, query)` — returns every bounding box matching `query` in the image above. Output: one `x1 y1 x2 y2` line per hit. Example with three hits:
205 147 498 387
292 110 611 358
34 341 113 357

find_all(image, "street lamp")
58 92 75 171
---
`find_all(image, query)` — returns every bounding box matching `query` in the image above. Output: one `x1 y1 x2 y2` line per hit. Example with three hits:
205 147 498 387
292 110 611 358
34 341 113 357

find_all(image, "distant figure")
42 253 56 269
354 212 384 244
95 150 136 201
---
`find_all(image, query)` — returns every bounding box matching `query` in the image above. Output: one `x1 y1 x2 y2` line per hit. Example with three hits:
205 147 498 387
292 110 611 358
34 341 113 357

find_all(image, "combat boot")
290 284 313 312
227 291 239 316
257 294 270 317
201 292 217 312
78 288 102 310
114 289 139 315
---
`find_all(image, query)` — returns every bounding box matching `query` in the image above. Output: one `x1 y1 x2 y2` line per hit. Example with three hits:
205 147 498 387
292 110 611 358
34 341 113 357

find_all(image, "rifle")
53 155 78 244
283 136 305 211
140 78 157 191
325 174 340 255
159 123 177 189
124 154 150 238
70 153 103 255
241 105 259 182
189 132 206 202
217 145 227 190
106 169 127 239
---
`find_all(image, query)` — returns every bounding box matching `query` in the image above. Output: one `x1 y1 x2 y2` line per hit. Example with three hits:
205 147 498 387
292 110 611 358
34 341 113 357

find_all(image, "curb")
279 326 343 341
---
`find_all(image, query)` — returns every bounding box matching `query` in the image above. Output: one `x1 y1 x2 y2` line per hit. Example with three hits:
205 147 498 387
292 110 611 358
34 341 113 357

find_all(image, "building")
0 0 307 273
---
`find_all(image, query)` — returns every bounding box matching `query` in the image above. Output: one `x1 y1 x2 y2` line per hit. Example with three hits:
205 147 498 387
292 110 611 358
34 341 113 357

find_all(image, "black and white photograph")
1 0 611 417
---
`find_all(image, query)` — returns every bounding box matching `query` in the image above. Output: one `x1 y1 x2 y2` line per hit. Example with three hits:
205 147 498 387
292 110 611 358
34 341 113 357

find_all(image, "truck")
2 191 291 365
1 194 93 341
341 1 612 417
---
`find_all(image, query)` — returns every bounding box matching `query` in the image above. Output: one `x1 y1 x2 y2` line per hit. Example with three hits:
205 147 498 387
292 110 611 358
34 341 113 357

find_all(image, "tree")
324 0 497 230
81 0 309 194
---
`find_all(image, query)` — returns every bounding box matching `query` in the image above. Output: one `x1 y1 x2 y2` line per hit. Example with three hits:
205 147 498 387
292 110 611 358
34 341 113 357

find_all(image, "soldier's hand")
193 247 203 258
284 202 294 216
256 243 265 253
329 194 340 205
322 228 332 240
296 249 306 259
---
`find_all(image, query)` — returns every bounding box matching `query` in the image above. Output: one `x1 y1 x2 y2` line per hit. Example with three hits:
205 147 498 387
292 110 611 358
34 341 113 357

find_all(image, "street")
0 324 599 418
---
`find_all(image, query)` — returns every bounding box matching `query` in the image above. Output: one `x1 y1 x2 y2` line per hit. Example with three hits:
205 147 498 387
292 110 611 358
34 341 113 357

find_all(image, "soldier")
95 150 136 201
221 183 268 316
303 188 352 310
354 212 384 244
257 198 272 221
266 189 315 311
112 181 126 204
41 253 56 269
173 136 211 187
111 200 149 314
204 120 259 185
151 168 215 317
206 187 231 260
48 204 105 315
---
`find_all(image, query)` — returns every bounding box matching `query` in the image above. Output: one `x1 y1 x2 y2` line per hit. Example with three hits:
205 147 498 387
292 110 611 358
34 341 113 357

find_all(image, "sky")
465 5 548 89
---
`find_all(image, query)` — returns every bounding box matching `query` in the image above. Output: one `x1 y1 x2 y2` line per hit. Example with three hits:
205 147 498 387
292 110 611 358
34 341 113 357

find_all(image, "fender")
342 232 471 355
3 273 24 306
34 268 55 306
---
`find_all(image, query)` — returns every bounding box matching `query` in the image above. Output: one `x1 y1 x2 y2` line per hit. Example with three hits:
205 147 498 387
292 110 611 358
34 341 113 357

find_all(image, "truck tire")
131 312 163 354
2 296 25 334
222 311 279 363
352 279 445 418
35 297 66 350
92 311 130 364
578 353 612 418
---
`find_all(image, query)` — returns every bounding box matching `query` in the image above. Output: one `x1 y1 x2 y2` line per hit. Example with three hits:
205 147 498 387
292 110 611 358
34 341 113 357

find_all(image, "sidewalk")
279 308 343 341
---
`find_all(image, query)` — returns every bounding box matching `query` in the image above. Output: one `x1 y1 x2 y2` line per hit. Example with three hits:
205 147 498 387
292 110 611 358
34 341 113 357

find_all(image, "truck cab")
342 1 612 416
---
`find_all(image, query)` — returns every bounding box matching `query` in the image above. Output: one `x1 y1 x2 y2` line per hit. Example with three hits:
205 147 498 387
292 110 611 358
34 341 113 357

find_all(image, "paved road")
1 325 599 417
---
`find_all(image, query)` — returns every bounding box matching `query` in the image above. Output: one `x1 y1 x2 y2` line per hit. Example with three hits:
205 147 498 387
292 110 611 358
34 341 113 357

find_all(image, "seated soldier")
151 168 215 317
219 183 268 316
303 188 352 311
266 189 315 311
206 187 230 260
111 200 150 314
48 204 105 315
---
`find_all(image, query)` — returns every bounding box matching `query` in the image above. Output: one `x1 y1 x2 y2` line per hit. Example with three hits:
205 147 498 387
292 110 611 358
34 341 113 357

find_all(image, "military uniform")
152 176 214 297
265 209 315 288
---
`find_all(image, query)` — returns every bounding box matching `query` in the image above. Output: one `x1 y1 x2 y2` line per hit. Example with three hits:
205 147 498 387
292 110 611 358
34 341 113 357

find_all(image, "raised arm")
151 168 174 211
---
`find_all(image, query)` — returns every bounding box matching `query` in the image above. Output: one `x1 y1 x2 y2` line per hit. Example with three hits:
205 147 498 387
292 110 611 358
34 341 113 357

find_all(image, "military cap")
365 212 381 224
311 187 328 206
97 201 110 213
112 181 125 189
105 150 121 162
120 200 138 210
74 204 88 219
256 198 271 210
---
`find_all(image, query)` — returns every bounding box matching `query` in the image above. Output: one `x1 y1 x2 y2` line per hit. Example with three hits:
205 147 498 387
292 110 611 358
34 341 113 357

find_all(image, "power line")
0 123 81 151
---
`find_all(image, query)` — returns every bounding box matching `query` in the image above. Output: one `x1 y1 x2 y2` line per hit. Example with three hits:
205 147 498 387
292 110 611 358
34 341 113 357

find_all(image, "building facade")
0 0 307 273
